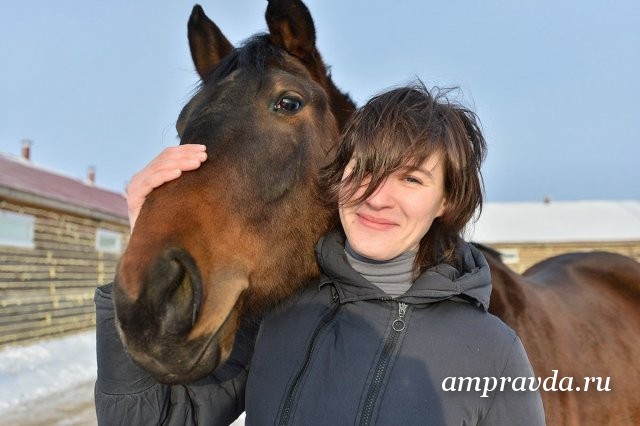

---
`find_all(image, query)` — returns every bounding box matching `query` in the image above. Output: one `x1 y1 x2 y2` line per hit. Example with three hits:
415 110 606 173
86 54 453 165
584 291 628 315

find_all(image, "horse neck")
484 252 531 329
328 84 356 130
304 50 355 131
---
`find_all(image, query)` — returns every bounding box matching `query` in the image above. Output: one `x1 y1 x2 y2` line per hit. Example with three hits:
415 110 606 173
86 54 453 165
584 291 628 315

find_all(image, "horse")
113 0 640 424
484 247 640 425
114 0 354 385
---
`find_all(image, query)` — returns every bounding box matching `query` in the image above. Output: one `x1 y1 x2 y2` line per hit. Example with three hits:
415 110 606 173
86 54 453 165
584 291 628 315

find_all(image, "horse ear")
266 0 317 61
188 5 234 79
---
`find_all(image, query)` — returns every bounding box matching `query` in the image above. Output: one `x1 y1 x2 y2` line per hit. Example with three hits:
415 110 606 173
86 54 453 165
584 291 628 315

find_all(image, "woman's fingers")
126 144 207 231
144 145 206 173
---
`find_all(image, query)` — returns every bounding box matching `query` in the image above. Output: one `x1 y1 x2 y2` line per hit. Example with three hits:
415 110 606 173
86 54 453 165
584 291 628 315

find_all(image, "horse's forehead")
206 69 246 97
270 56 323 91
279 54 316 78
177 69 247 130
199 67 302 102
225 55 317 92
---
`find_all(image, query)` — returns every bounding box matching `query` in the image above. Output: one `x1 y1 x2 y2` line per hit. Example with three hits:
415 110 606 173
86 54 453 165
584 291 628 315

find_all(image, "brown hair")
321 81 486 274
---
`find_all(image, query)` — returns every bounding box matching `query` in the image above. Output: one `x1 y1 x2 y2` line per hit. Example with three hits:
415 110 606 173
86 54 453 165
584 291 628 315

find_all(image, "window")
96 228 123 254
498 248 520 265
0 210 35 248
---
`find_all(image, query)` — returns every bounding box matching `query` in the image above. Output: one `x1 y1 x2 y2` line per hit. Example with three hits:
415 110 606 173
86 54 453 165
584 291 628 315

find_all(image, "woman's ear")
436 198 447 218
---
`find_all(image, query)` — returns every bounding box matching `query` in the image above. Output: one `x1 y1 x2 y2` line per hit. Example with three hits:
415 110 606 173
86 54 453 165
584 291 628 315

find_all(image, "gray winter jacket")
95 232 545 425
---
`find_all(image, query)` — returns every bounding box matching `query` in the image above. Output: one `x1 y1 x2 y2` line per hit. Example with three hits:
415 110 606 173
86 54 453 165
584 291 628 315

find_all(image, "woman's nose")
365 179 395 209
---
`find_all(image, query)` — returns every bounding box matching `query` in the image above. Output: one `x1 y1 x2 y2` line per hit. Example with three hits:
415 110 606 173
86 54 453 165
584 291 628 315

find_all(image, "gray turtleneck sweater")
344 240 416 298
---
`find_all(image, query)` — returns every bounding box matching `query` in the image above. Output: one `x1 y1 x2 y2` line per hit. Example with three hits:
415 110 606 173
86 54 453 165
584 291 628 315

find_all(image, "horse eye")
274 96 303 113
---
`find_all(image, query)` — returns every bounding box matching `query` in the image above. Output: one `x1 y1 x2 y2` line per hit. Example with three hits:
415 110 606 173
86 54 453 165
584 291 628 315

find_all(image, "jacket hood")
315 231 492 310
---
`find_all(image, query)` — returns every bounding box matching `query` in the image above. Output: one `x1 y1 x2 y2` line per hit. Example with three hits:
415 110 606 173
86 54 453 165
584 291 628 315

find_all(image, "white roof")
467 200 640 243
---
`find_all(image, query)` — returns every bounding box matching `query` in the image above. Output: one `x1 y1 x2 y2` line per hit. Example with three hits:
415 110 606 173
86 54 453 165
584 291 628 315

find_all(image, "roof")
468 200 640 243
0 153 127 220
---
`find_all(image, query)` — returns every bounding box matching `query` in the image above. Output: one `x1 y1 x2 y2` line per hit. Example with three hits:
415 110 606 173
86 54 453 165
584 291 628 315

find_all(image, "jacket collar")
315 231 492 310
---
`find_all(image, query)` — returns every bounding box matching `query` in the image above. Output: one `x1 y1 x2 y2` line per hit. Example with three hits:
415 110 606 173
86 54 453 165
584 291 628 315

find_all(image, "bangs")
339 139 444 207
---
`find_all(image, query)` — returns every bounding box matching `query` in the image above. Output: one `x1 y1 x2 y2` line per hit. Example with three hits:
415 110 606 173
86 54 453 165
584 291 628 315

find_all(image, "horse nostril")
154 249 203 332
166 258 186 289
170 259 201 327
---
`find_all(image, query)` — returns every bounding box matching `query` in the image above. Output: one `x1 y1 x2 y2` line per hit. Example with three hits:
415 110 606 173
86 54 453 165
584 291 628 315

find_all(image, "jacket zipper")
359 301 408 426
277 288 340 426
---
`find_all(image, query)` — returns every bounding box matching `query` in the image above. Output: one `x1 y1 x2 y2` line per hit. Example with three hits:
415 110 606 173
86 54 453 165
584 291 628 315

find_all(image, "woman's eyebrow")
402 165 435 181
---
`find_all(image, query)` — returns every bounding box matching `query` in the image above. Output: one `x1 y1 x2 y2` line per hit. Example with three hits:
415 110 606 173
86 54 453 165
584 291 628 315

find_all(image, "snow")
468 200 640 243
0 330 96 414
0 330 246 425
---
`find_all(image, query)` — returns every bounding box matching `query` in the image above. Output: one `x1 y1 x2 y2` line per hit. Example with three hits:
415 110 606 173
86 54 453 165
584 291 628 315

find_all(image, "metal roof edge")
0 186 129 226
474 238 640 245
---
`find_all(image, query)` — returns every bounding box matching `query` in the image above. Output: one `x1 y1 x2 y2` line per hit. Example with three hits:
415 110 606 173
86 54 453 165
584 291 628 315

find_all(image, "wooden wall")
0 199 128 347
489 241 640 273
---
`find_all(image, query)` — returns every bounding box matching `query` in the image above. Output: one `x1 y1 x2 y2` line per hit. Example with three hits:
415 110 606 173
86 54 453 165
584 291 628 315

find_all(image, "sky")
1 0 638 202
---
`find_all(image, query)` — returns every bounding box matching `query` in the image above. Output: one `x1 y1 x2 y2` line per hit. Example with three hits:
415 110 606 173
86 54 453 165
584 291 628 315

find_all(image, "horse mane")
210 35 283 81
470 241 502 261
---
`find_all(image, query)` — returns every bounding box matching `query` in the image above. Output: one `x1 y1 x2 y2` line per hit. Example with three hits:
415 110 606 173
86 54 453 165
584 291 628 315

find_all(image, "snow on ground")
0 330 97 425
0 330 246 425
0 330 96 413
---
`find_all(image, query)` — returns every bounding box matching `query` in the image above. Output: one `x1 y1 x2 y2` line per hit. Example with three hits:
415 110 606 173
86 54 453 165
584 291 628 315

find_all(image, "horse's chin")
118 311 237 385
128 345 214 385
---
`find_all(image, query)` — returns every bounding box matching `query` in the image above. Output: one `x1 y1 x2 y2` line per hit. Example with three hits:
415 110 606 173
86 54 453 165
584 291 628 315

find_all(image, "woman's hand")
126 144 207 231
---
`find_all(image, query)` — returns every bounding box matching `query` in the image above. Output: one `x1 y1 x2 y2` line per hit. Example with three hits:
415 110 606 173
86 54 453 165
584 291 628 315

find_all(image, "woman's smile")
356 212 398 230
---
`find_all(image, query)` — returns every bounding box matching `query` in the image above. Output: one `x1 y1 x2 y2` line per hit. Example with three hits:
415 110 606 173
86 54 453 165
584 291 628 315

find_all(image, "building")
0 146 128 347
469 200 640 273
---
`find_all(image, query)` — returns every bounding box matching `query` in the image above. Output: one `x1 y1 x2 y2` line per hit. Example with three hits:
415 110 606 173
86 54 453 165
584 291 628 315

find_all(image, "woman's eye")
404 176 423 185
274 96 303 113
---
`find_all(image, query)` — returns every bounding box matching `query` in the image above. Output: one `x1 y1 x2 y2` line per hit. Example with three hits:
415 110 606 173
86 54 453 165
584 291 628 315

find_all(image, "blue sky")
1 0 638 201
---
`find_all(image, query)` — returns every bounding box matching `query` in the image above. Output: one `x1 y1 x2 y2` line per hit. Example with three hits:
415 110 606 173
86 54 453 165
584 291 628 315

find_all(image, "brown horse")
114 0 354 384
485 248 640 425
114 1 640 424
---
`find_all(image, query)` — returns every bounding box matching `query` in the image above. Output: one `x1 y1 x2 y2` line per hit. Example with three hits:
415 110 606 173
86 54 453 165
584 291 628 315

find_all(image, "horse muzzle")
113 247 247 383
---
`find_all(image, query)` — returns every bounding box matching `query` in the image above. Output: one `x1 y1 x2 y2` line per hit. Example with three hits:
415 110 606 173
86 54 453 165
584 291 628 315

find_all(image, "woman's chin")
349 238 400 261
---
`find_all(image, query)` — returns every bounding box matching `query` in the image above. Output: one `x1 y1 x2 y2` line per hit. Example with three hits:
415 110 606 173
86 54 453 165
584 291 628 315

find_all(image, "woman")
95 83 545 425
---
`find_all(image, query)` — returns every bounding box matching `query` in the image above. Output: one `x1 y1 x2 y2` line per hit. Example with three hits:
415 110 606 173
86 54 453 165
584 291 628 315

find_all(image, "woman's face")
339 153 447 261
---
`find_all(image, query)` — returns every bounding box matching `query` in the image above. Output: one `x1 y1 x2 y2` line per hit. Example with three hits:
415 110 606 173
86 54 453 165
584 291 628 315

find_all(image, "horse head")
113 0 354 384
